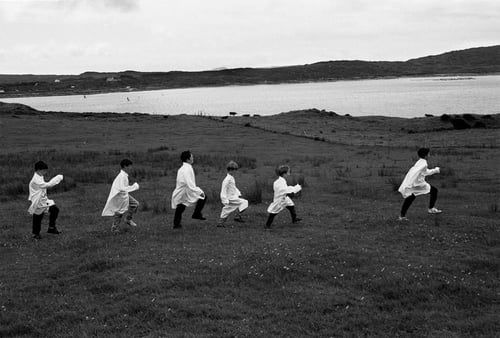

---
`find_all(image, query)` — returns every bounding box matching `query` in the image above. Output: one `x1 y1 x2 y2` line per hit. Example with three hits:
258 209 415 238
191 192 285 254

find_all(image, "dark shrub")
450 118 471 130
440 114 451 121
463 114 476 121
425 114 434 117
472 121 487 129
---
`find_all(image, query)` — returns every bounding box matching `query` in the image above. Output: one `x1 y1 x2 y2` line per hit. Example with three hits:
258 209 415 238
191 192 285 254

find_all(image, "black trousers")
400 186 438 217
32 205 59 235
266 206 298 228
173 197 206 227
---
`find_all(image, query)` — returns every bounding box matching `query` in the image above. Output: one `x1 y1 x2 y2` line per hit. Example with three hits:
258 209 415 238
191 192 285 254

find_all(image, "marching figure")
28 161 64 239
171 151 206 229
102 159 140 232
266 165 302 228
217 161 248 227
398 148 442 221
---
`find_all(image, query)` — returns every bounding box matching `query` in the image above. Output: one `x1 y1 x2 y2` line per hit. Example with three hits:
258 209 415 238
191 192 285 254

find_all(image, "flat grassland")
0 107 499 337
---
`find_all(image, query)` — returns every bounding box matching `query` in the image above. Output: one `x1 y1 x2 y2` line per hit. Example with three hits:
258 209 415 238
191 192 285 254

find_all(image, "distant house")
106 76 119 82
54 79 61 83
0 89 4 93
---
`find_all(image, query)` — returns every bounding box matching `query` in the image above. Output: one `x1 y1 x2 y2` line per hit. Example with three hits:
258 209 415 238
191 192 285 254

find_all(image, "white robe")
398 159 440 198
102 170 139 216
28 173 63 215
171 162 205 209
267 176 302 214
220 173 248 218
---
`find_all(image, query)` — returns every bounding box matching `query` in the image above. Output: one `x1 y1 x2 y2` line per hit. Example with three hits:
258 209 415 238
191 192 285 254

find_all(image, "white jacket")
398 159 439 198
220 173 242 205
28 173 63 215
171 163 205 209
267 176 301 214
102 170 139 216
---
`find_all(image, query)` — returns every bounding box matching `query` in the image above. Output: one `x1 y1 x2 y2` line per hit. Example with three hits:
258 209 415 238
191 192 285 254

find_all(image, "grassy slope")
0 109 499 337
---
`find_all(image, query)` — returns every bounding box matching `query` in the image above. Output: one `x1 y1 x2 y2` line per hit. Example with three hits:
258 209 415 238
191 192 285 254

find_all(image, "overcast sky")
0 0 499 74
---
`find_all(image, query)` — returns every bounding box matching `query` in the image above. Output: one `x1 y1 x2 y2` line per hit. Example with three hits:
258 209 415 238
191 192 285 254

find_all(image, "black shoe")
47 228 61 234
173 224 182 229
292 218 302 224
33 234 42 240
234 217 245 223
192 214 206 220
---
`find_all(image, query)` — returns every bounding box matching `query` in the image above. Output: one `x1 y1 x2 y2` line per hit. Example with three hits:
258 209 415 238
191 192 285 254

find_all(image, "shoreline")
1 72 498 100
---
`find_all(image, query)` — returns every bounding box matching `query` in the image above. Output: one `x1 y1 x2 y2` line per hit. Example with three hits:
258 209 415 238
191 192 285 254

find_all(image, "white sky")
0 0 499 74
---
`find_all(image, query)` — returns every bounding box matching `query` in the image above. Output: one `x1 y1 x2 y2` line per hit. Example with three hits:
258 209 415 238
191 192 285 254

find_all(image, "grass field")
0 107 499 337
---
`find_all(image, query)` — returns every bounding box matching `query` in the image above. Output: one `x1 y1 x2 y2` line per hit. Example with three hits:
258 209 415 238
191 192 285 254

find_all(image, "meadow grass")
0 110 498 337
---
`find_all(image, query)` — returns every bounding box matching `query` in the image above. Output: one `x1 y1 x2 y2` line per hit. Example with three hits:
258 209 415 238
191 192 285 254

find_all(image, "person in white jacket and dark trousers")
398 148 442 221
28 161 64 239
102 159 140 232
217 161 248 227
171 151 206 229
266 165 302 228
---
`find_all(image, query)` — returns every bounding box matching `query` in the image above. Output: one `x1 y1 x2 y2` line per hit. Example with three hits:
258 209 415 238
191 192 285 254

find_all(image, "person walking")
398 148 442 221
217 161 248 227
171 151 206 229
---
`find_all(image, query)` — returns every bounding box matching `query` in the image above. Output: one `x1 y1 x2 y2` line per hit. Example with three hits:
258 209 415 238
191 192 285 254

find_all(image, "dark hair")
180 151 192 162
276 165 290 176
120 159 133 168
34 161 48 171
226 160 239 171
417 148 430 159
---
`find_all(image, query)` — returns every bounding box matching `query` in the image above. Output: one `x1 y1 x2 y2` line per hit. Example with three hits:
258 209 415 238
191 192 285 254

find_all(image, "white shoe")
126 220 138 227
398 216 409 221
428 208 442 214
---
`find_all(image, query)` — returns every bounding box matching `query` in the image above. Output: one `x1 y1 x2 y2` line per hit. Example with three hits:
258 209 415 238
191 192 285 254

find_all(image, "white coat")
220 173 248 218
102 170 139 216
28 173 63 215
171 162 205 209
398 159 440 198
267 176 301 214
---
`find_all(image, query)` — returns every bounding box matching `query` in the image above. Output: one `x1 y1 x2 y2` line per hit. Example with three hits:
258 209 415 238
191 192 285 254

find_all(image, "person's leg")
112 213 122 232
234 199 249 223
265 213 277 228
192 197 206 220
400 194 416 217
126 195 139 226
173 204 186 228
429 186 438 209
218 204 234 227
286 206 301 223
33 213 43 238
47 205 60 233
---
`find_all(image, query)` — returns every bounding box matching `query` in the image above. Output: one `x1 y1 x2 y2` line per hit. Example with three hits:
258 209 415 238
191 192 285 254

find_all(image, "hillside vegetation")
0 105 499 336
0 45 499 98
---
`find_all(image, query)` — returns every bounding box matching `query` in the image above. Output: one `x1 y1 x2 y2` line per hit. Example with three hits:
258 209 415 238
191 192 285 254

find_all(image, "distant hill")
0 45 499 97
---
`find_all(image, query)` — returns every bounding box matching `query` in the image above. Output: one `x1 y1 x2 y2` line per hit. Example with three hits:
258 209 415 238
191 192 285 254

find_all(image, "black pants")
173 197 206 227
400 186 438 217
32 205 59 235
266 206 298 228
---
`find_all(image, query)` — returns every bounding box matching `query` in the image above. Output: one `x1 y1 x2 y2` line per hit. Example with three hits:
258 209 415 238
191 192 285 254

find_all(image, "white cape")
171 163 205 209
267 176 301 214
398 159 439 198
102 170 139 216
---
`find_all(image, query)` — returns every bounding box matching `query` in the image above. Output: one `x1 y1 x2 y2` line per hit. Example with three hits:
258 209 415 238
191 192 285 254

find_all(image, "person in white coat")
266 165 302 228
102 159 140 232
398 148 442 221
28 161 64 239
217 161 248 227
171 151 206 229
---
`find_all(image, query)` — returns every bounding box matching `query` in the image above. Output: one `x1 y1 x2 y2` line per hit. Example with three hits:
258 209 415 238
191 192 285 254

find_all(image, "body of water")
2 75 499 118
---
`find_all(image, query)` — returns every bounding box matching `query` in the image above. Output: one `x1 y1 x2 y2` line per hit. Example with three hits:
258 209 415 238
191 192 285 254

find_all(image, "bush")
450 118 471 130
246 180 262 204
472 121 486 129
440 114 451 121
